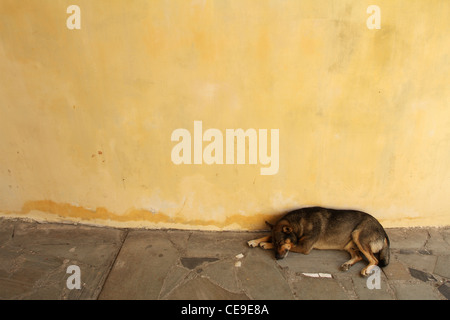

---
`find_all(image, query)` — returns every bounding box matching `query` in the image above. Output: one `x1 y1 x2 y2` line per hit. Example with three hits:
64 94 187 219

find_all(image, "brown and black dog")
248 207 390 276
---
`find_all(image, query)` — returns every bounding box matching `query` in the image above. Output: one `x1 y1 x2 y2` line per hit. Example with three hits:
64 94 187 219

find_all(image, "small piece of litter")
235 253 244 259
235 261 242 267
302 273 332 278
302 273 320 278
319 273 332 278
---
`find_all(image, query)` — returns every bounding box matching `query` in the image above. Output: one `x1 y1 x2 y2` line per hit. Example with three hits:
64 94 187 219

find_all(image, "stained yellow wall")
1 0 449 230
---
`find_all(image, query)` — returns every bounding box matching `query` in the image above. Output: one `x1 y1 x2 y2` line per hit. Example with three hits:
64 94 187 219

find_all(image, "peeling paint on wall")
5 200 277 230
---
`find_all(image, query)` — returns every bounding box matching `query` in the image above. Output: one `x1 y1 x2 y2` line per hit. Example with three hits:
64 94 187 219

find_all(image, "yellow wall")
1 0 449 230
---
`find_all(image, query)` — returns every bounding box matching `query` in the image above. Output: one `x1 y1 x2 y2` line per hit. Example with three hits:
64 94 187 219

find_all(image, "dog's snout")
275 250 288 260
275 243 291 260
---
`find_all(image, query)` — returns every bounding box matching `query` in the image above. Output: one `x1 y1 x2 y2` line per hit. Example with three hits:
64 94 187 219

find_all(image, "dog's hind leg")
248 235 272 248
358 247 378 276
340 241 362 271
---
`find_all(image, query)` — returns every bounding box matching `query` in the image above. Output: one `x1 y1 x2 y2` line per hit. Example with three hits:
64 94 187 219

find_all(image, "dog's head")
266 221 297 260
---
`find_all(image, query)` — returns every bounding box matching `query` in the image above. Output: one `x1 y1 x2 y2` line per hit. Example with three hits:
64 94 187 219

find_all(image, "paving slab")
275 248 358 274
352 271 395 300
291 276 349 300
0 220 125 299
164 276 249 300
185 231 255 258
159 265 191 298
238 248 294 300
434 255 450 279
392 281 443 300
0 219 15 244
387 228 429 250
201 259 242 293
426 229 450 254
98 230 179 300
382 258 411 281
441 228 450 245
395 252 437 274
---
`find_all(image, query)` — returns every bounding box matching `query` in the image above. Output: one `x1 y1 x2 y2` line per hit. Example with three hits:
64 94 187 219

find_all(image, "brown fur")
248 207 390 276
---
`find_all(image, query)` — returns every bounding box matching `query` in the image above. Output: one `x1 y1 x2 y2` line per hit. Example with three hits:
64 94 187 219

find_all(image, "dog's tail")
378 235 390 267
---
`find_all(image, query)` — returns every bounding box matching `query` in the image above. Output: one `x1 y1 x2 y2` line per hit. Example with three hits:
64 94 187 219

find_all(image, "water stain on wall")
7 200 277 230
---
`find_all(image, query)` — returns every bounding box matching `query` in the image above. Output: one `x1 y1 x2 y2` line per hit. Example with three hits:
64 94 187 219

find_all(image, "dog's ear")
265 221 274 230
282 226 293 234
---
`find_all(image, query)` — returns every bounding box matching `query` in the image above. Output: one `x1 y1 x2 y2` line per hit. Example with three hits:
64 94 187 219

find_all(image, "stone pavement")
0 217 449 300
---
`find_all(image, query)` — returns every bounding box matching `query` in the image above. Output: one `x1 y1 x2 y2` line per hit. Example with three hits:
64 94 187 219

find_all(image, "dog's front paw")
260 242 273 250
247 240 259 248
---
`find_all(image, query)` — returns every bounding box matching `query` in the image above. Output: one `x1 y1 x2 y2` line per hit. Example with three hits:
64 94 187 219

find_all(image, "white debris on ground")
234 253 244 267
302 273 333 278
